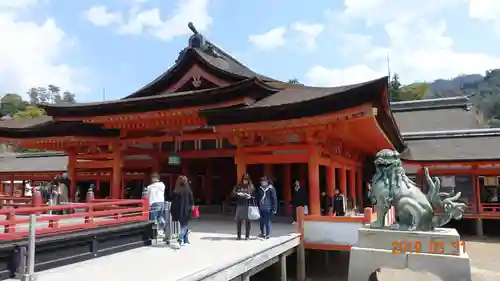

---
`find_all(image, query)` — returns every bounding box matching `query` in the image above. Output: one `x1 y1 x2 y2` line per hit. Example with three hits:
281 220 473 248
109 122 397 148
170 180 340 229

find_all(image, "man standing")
147 173 166 236
320 191 332 216
333 189 346 216
256 176 277 239
291 180 307 224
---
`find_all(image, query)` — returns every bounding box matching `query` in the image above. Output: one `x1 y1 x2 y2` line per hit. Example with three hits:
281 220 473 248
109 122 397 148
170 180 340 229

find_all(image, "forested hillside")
0 85 76 119
0 85 76 153
389 70 500 127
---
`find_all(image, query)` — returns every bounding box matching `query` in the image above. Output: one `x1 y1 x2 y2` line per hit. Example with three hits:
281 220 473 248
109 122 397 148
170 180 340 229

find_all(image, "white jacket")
147 181 166 205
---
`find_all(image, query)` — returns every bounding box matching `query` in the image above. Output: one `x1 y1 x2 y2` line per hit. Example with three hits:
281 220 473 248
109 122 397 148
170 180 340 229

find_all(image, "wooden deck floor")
21 219 299 281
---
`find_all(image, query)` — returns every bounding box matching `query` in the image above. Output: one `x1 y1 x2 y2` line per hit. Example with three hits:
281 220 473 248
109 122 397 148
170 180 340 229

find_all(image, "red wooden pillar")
205 161 213 205
299 164 306 188
121 177 126 198
356 167 363 208
111 142 122 199
68 149 77 201
349 168 357 209
339 166 347 196
181 161 189 177
326 165 336 215
9 178 14 196
264 164 274 179
96 180 101 198
283 164 292 215
308 147 321 215
235 152 247 183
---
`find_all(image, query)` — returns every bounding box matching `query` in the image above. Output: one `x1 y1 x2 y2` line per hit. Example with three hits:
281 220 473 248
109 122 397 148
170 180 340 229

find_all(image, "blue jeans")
178 221 190 244
259 210 272 236
149 202 165 232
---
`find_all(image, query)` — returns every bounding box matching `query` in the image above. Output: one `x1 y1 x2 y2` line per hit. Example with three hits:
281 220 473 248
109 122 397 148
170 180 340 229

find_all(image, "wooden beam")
54 98 249 123
244 153 308 165
215 104 374 133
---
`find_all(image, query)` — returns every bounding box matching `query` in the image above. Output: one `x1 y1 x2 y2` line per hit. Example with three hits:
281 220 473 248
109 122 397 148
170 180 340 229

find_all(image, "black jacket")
333 194 346 214
170 187 194 223
292 187 308 206
321 194 332 210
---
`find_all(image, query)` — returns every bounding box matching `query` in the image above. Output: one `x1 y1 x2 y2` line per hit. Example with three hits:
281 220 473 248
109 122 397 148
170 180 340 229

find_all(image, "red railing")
0 197 149 240
480 203 500 215
0 196 38 209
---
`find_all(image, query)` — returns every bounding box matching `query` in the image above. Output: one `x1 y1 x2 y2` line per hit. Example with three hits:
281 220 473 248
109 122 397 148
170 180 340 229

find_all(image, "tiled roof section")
247 78 385 108
391 96 472 112
391 96 484 132
401 129 500 161
0 116 52 128
123 23 279 99
0 152 67 172
40 78 277 118
0 117 120 138
193 47 277 82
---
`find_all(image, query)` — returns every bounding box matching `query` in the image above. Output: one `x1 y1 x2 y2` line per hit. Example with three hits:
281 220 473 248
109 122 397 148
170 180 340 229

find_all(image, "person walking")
232 173 255 240
147 173 166 236
291 180 307 224
255 176 277 239
170 175 194 246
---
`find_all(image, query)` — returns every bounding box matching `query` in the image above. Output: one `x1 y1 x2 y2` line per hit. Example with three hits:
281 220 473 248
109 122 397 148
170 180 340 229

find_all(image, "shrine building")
0 24 499 228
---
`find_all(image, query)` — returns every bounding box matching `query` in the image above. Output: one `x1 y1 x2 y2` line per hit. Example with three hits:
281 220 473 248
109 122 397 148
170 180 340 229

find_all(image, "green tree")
399 83 429 101
48 84 62 104
62 91 76 103
388 73 402 101
27 87 40 105
0 93 27 117
13 105 45 119
288 78 300 84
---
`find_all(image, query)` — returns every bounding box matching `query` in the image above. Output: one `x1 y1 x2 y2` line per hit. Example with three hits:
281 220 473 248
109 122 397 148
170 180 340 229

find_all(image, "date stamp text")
391 239 466 254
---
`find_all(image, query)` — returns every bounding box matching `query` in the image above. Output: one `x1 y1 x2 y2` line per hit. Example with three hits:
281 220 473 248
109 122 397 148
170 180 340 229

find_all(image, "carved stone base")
348 226 472 281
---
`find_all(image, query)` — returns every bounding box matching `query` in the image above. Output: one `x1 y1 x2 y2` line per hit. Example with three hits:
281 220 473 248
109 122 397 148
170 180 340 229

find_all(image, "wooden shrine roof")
124 23 279 99
0 152 67 173
200 77 389 124
401 129 500 162
391 96 485 133
0 116 119 138
39 78 277 118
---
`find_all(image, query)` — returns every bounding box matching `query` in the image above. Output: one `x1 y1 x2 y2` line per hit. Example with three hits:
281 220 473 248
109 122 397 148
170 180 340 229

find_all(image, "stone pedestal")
348 226 472 281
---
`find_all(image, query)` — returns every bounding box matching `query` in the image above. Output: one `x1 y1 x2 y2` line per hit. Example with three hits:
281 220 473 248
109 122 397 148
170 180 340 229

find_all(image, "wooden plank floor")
22 219 299 281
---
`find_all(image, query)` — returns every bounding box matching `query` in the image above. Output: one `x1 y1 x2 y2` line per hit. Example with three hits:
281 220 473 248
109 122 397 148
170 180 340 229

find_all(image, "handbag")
248 199 261 221
191 205 200 218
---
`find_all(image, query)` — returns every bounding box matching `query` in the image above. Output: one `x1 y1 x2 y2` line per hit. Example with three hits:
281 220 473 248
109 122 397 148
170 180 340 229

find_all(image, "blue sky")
1 0 500 102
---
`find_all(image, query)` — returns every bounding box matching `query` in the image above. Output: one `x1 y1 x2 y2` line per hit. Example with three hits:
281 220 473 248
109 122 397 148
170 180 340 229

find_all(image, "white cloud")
311 0 500 86
468 0 500 31
83 0 212 41
0 2 86 97
248 27 287 51
83 6 122 27
291 22 324 50
305 65 385 87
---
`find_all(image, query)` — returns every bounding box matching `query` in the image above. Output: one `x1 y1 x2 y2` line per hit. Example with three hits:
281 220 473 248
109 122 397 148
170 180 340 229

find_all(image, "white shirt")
147 181 166 205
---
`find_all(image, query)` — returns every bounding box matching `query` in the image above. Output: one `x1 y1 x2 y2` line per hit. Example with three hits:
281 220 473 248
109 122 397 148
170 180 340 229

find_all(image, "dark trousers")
179 220 190 244
335 211 345 216
259 210 272 235
292 205 297 222
237 220 251 238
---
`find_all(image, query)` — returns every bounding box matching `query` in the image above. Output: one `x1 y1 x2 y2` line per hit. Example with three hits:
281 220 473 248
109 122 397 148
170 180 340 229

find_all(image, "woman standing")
232 173 254 240
170 175 194 246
